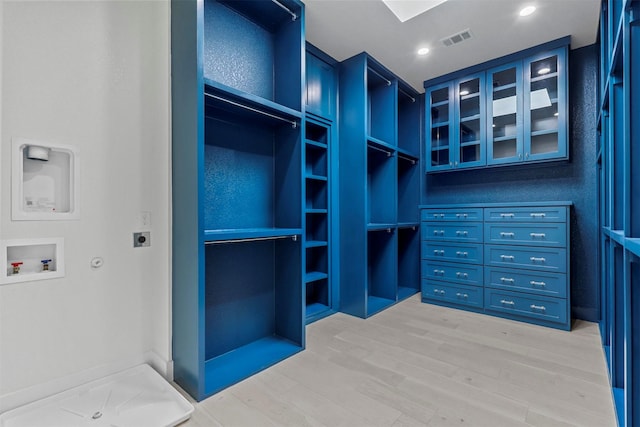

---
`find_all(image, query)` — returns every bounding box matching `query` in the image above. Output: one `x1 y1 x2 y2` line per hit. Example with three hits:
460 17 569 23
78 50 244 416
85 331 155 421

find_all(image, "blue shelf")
626 238 640 258
367 136 396 153
306 240 328 248
204 228 302 242
204 79 302 123
305 304 334 324
305 139 327 149
368 223 396 231
305 271 328 283
306 174 328 181
366 296 395 316
613 387 624 427
398 286 419 301
204 336 302 396
397 222 419 230
397 148 419 163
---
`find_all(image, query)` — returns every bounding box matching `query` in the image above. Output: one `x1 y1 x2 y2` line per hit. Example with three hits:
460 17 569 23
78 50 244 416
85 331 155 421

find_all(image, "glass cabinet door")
487 63 523 165
455 74 486 168
524 48 567 161
426 83 454 171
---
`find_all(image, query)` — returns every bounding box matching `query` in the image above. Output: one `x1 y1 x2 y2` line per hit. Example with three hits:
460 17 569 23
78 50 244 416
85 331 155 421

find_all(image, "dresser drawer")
484 206 567 223
484 223 566 247
484 245 566 272
422 260 483 286
485 268 567 298
422 208 483 222
422 241 483 264
423 222 483 243
422 280 483 309
484 289 567 324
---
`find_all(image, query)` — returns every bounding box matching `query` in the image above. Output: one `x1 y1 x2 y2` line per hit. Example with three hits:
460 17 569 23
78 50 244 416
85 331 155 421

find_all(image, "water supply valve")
11 262 23 274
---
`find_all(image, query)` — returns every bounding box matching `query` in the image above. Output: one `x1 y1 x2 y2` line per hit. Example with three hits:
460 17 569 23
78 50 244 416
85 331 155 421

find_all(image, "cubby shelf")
303 111 336 324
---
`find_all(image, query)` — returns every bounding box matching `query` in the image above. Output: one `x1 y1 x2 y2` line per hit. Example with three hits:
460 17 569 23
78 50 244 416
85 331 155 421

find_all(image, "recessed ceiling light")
417 47 430 56
519 5 536 16
538 67 551 75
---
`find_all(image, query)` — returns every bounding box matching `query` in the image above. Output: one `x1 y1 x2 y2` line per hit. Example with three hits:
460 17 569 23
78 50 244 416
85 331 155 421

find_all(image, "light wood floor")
177 295 617 427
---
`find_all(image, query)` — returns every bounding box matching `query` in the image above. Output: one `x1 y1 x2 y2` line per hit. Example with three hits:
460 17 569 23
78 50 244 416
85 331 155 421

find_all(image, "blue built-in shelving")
171 0 305 401
339 53 422 318
303 44 339 324
598 1 640 426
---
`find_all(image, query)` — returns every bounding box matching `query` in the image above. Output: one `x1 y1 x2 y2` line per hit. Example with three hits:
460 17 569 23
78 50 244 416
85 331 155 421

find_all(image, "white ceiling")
304 0 601 92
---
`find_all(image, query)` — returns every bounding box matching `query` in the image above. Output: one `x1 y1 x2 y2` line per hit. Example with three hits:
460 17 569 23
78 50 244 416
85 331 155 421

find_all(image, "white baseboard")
0 352 174 414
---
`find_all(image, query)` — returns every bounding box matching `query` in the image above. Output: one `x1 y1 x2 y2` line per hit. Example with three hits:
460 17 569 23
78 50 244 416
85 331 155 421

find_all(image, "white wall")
0 0 172 412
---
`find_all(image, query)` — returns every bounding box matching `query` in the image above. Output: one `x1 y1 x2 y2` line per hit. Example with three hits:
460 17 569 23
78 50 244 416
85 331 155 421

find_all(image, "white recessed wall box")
12 137 80 220
1 238 65 285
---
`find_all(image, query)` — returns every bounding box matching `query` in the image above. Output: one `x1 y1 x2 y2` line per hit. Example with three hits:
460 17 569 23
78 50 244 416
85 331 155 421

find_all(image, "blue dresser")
420 202 571 330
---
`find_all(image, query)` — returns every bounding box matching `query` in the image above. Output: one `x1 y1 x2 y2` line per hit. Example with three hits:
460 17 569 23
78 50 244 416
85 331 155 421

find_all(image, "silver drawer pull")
456 272 469 278
530 304 546 311
500 232 515 238
530 213 546 218
455 213 468 218
530 257 546 263
500 299 515 306
433 249 445 256
456 251 469 257
500 277 515 283
432 213 445 219
500 213 515 218
530 280 546 287
456 292 469 299
433 269 445 275
500 255 515 261
456 230 469 236
530 233 546 238
433 289 445 295
433 229 445 236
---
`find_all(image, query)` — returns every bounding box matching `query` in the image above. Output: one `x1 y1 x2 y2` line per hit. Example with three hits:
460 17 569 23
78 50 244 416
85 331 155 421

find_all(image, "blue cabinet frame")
171 0 306 401
597 1 640 426
339 53 421 318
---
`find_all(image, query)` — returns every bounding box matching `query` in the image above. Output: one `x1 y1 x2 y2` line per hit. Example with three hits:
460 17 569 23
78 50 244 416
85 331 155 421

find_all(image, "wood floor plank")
178 295 616 427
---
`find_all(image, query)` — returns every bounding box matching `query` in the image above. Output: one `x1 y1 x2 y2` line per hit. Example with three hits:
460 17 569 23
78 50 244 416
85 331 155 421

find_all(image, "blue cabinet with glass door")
425 38 569 173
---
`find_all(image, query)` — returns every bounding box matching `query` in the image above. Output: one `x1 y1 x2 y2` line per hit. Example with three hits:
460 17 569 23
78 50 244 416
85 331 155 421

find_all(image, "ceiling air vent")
440 29 472 47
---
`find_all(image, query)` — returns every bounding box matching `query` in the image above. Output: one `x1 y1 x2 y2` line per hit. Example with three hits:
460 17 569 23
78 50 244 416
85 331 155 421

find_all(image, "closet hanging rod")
206 234 298 245
271 0 298 21
399 88 416 103
398 154 416 164
367 67 392 86
205 93 298 128
368 143 393 157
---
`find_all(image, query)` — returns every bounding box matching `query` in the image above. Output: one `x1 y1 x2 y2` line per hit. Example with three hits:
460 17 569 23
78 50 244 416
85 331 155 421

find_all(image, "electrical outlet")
133 232 150 248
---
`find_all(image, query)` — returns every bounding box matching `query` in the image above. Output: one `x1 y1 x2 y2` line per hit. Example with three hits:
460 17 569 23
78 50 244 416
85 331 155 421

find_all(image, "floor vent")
441 29 472 47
